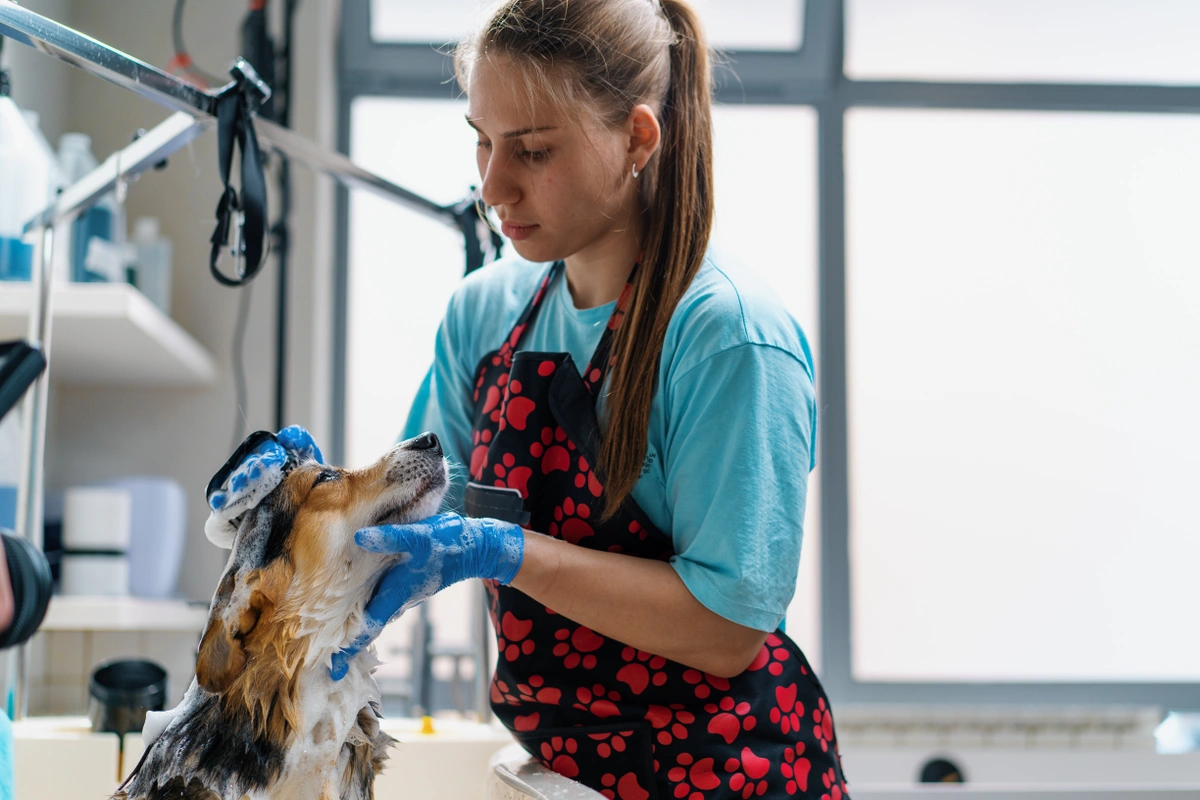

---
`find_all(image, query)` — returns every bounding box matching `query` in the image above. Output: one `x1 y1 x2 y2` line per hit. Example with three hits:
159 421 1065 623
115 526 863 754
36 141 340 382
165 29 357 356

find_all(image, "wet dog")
116 430 448 800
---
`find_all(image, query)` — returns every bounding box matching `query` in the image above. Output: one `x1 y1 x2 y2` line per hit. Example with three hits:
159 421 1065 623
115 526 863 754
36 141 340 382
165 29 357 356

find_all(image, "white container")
20 111 65 206
20 111 70 281
0 95 53 280
103 476 187 599
62 487 133 552
131 217 173 314
0 411 21 530
60 554 131 596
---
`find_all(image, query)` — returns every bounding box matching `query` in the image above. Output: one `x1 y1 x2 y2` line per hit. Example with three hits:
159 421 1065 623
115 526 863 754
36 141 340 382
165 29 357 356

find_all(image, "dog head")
195 428 448 738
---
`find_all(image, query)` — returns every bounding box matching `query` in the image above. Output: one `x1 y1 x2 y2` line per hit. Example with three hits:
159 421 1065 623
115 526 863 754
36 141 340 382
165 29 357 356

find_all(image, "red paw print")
499 377 536 432
553 625 605 669
782 743 811 794
746 633 794 677
549 496 595 545
646 703 695 746
497 612 536 662
665 752 721 800
770 683 804 735
587 728 634 758
492 324 524 370
820 767 845 800
539 735 580 779
490 675 562 712
705 696 757 744
573 683 622 718
724 746 771 799
682 668 731 700
572 454 605 498
627 519 649 541
615 647 669 695
813 697 835 752
599 770 651 800
536 426 575 475
490 450 533 496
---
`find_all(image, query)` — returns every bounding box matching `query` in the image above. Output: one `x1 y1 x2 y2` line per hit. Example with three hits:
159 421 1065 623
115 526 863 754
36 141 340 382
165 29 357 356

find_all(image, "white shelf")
0 282 217 386
41 595 209 632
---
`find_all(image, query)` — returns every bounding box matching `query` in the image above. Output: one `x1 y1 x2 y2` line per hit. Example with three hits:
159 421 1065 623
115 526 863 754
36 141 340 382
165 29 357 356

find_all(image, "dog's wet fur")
115 435 448 800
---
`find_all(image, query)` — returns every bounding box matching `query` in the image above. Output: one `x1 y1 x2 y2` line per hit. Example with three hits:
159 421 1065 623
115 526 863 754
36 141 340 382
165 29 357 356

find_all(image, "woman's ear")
627 103 662 172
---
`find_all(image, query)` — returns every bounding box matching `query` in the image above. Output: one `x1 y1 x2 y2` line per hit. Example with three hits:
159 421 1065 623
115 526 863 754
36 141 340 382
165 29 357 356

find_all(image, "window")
846 0 1200 85
844 108 1200 682
345 97 476 470
712 104 820 667
370 0 807 52
341 0 1200 711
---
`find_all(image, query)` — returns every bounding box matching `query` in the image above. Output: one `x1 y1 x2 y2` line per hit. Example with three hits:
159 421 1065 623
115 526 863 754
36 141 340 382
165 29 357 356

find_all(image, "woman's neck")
563 219 643 310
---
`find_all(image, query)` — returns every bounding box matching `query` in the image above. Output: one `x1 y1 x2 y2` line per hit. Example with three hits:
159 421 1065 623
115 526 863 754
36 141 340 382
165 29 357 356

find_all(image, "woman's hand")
330 513 524 680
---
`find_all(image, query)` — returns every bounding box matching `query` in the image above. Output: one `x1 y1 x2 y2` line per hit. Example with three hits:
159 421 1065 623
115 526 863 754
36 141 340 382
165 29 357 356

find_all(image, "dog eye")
311 471 340 488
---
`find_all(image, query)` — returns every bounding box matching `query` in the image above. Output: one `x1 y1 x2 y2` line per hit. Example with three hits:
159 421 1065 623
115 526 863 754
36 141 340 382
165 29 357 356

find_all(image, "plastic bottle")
22 111 70 282
0 412 21 531
131 217 173 314
21 112 65 208
0 84 52 281
57 133 123 283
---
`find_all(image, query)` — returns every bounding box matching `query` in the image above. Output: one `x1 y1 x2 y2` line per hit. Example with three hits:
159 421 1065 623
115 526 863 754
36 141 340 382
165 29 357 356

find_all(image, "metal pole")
9 224 56 721
473 581 492 723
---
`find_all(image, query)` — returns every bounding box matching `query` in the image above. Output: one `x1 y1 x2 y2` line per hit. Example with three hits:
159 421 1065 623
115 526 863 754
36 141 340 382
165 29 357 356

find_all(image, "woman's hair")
457 0 715 518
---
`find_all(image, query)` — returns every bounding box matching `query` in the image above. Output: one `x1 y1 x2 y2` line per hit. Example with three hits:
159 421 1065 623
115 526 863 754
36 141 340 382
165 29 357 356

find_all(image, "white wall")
10 0 338 602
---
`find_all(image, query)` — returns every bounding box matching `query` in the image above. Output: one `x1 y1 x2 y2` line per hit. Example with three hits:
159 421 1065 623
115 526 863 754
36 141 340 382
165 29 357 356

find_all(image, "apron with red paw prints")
463 261 850 799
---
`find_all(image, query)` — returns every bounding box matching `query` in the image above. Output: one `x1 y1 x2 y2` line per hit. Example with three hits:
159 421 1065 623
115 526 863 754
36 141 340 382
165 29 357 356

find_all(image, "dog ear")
196 570 273 694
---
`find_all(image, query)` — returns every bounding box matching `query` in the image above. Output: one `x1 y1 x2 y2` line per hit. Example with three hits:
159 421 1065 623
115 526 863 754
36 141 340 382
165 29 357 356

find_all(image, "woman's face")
467 57 638 264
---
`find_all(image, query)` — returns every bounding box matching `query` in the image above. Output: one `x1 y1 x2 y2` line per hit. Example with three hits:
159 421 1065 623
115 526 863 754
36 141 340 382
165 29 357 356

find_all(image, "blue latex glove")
206 425 324 548
330 513 525 680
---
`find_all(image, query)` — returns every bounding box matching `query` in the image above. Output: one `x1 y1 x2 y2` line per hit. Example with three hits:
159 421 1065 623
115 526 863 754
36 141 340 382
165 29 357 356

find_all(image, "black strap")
210 88 269 286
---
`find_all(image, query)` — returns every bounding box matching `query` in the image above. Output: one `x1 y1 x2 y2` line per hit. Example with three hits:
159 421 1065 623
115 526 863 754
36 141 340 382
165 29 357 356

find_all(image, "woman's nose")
480 155 520 208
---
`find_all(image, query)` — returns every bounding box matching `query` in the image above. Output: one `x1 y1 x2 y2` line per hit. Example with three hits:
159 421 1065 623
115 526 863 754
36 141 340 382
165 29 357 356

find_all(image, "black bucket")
88 659 167 737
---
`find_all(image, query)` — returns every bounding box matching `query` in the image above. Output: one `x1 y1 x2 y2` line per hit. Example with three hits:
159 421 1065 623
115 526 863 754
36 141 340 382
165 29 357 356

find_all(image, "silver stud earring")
632 162 641 179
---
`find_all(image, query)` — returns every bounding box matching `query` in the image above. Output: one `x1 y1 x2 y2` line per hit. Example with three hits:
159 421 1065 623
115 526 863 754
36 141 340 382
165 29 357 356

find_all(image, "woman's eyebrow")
465 116 558 139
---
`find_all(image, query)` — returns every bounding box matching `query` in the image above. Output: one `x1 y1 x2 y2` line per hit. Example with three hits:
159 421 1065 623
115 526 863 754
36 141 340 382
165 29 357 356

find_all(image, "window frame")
335 0 1200 710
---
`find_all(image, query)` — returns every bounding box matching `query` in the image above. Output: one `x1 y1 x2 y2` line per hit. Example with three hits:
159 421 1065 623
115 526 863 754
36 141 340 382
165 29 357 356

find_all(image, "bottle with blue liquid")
58 133 123 283
0 69 54 282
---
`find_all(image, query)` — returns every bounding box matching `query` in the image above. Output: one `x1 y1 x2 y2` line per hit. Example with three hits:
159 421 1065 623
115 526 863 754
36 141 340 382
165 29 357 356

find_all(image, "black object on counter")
88 659 167 737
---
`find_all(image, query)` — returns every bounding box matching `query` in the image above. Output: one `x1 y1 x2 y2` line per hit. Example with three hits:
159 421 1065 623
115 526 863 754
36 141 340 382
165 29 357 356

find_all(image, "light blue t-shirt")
404 249 817 633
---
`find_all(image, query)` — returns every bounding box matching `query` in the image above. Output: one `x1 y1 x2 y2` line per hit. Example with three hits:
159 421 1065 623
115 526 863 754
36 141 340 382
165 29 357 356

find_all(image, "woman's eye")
520 149 549 162
476 140 492 150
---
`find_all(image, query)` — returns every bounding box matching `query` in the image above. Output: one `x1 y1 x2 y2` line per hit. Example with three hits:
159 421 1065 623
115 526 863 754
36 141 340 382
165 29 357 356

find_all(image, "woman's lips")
501 221 538 241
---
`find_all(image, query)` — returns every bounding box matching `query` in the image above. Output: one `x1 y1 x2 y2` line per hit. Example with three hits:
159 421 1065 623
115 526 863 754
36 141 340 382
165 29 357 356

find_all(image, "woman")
333 1 849 796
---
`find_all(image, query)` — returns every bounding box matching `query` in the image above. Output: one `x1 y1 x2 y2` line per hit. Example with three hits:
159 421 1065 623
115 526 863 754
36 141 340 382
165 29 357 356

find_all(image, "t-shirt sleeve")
663 343 816 632
400 292 478 512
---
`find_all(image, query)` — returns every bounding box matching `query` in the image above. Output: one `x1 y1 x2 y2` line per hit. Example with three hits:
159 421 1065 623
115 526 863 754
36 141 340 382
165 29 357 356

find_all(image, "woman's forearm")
508 529 768 678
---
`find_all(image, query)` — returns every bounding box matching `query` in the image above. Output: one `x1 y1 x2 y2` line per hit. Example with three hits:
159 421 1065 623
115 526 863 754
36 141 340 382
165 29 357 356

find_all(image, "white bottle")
132 217 173 314
0 92 52 281
21 111 65 206
21 111 70 281
0 411 21 531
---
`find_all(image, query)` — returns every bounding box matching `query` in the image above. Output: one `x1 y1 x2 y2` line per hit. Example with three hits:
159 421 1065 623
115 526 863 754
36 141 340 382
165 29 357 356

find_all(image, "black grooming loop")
449 189 507 277
210 58 272 287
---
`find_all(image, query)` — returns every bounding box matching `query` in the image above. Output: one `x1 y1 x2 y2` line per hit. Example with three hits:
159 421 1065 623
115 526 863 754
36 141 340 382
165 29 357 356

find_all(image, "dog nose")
408 432 442 455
